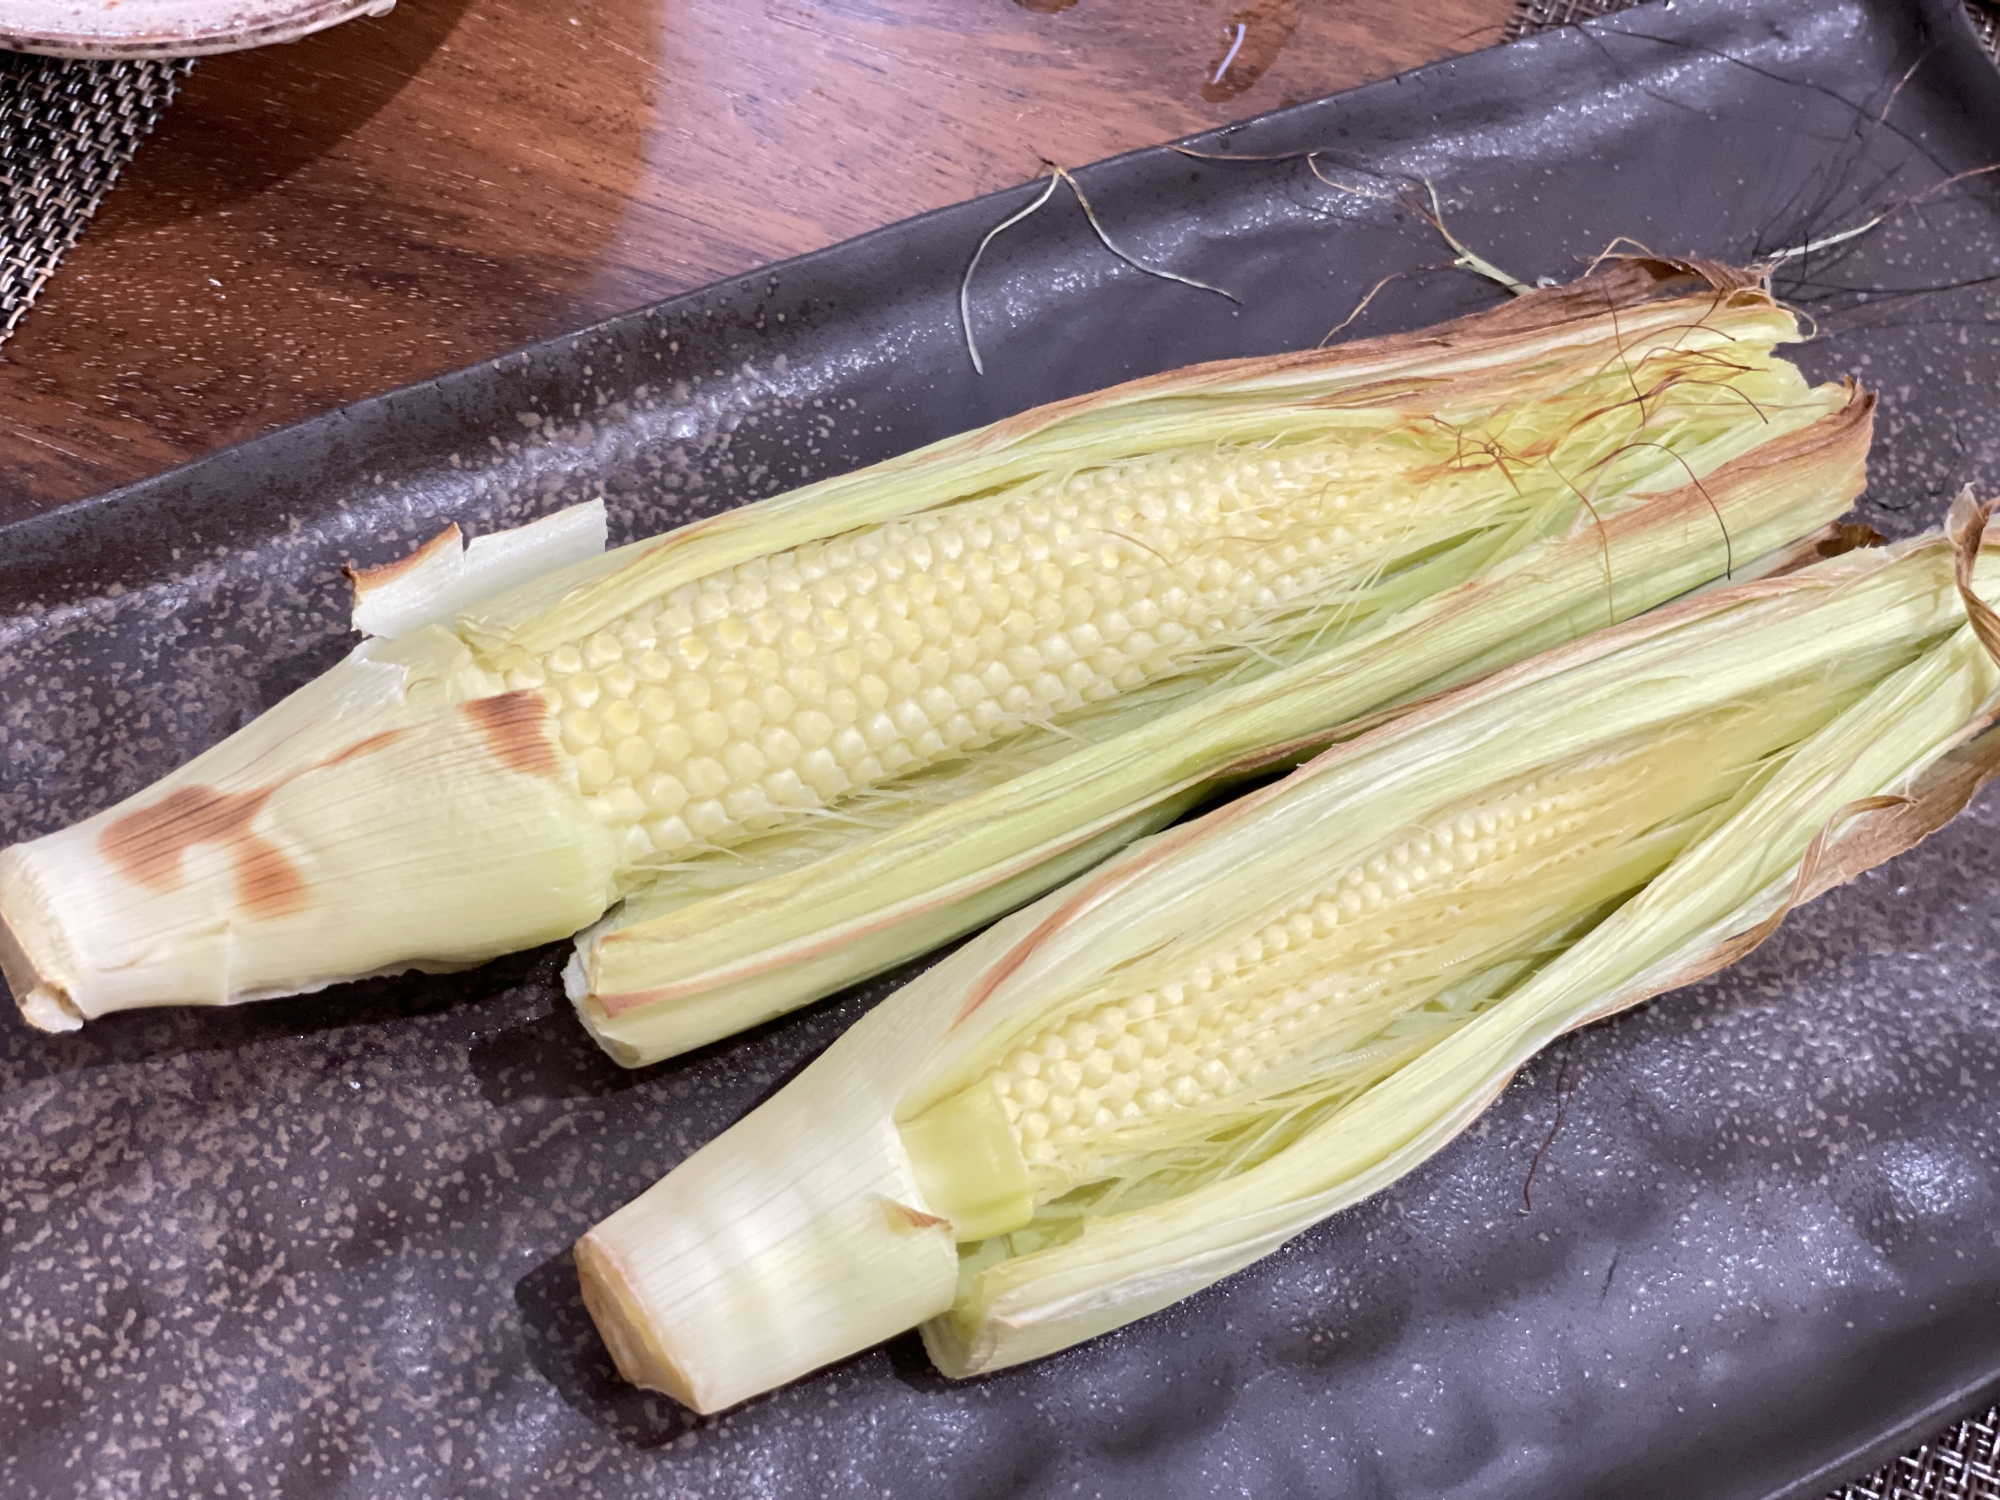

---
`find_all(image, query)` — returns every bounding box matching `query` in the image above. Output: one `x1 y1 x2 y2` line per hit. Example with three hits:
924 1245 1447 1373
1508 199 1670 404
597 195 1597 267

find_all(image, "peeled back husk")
570 257 1873 1064
0 257 1862 1034
573 499 2000 1413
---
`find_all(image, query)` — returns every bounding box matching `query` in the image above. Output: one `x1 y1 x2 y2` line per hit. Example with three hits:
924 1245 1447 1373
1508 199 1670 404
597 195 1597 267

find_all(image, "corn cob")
574 502 2000 1413
0 259 1860 1033
570 259 1872 1062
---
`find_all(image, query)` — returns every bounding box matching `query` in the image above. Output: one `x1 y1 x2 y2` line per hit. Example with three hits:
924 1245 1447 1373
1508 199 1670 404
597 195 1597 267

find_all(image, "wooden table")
0 0 1515 526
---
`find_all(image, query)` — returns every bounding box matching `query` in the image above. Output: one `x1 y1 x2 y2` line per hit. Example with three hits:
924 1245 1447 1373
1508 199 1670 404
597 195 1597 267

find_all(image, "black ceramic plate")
4 1 2000 1494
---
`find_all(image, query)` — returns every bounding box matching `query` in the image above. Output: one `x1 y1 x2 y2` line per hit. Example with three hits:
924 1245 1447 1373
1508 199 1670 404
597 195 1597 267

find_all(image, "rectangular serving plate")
3 1 2000 1494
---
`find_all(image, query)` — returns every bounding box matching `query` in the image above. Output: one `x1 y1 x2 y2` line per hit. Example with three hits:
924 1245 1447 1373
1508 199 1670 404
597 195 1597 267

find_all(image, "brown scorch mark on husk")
1946 490 2000 669
95 728 409 921
99 786 310 920
464 692 559 778
316 729 406 769
1814 521 1888 560
881 1200 952 1232
343 522 462 596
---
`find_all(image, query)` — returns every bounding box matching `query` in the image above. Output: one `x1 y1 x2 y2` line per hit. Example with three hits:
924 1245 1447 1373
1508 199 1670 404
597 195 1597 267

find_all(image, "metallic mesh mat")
1506 0 1655 38
1505 7 2000 1500
1832 1411 2000 1500
0 52 191 344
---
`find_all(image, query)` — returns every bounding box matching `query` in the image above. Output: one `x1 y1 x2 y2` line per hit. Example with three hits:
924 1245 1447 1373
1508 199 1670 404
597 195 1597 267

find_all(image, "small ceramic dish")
0 0 393 59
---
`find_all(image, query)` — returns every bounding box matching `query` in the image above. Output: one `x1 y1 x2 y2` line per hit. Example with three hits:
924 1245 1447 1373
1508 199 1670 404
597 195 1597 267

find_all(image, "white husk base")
0 503 618 1028
573 975 983 1411
0 627 619 1026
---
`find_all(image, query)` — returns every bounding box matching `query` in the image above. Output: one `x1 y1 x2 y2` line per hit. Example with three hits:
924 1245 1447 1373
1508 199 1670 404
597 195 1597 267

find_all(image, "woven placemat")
0 52 191 345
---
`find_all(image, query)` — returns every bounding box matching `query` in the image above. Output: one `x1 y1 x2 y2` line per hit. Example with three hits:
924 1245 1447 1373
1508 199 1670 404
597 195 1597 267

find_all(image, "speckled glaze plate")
0 0 392 60
4 0 2000 1494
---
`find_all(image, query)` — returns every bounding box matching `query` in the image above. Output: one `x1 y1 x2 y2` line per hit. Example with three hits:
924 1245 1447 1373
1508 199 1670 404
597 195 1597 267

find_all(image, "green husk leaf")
575 523 2000 1411
570 261 1873 1064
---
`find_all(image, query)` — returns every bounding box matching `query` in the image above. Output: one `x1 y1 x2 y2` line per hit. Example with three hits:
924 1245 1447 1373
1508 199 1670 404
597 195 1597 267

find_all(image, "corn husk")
574 501 2000 1413
0 258 1863 1034
0 621 624 1030
569 258 1873 1064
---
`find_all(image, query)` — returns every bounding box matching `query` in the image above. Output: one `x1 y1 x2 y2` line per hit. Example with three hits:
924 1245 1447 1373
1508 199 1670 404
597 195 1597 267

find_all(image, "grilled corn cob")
575 503 2000 1412
570 259 1872 1061
0 259 1862 1033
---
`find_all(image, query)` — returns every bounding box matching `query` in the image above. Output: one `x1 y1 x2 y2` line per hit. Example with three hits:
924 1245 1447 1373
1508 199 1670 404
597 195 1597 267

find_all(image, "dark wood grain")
0 0 1514 521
